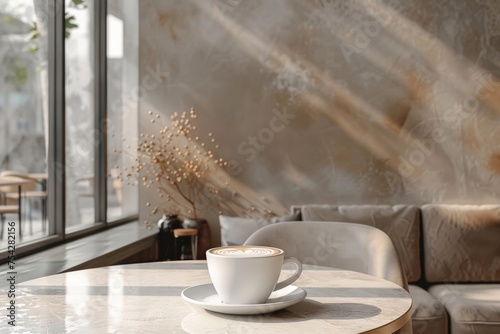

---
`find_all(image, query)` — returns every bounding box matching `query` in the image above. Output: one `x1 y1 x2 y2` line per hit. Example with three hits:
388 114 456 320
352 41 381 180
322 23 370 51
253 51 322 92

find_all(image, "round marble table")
9 261 412 333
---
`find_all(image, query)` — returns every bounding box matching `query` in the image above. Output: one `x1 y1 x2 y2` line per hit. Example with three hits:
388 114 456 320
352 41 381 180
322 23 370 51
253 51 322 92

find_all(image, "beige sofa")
219 204 500 334
291 204 500 334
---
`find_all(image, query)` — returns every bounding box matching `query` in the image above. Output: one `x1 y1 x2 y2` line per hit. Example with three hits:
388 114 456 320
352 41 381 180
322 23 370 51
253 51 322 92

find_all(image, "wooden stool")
173 228 198 260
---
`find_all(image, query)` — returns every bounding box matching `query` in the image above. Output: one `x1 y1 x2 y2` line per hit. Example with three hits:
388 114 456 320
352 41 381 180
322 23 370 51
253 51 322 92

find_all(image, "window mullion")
48 0 66 237
94 0 108 224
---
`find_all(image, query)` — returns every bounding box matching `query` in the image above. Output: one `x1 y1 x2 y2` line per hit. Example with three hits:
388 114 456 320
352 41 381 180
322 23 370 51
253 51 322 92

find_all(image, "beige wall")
139 0 500 244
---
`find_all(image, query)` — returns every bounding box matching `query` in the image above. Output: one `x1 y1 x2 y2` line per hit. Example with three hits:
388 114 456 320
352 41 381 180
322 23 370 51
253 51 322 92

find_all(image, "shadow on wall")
138 0 500 225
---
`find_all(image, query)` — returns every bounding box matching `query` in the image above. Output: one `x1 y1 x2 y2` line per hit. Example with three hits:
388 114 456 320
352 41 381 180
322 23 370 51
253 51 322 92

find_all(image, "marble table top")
6 261 412 333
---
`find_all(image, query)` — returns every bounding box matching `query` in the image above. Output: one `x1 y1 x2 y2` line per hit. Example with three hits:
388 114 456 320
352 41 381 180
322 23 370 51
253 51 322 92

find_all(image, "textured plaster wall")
139 0 500 244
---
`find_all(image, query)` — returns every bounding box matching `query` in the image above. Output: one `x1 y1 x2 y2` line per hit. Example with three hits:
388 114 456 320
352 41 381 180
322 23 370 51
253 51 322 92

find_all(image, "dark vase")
157 214 183 261
183 218 211 260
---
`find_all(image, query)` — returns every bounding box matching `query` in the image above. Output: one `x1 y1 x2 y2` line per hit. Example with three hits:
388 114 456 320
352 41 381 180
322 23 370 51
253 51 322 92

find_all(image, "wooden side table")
173 228 198 260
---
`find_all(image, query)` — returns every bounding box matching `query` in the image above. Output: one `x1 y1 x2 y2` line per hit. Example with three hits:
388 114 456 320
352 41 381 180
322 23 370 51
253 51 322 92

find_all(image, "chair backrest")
295 204 421 283
244 221 408 290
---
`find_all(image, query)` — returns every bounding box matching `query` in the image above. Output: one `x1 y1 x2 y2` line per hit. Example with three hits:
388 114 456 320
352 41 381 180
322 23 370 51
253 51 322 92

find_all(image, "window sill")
0 221 157 290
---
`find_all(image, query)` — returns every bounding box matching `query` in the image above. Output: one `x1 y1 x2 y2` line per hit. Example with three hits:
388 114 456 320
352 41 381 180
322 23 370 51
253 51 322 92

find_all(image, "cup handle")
273 257 302 291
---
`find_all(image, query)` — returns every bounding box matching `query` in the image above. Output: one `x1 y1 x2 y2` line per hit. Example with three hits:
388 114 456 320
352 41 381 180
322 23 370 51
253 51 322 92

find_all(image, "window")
107 0 138 221
65 0 96 229
0 0 50 247
0 0 138 257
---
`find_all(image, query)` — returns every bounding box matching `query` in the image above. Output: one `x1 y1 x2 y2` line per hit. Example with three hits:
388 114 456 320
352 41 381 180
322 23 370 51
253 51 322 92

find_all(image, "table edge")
362 298 413 334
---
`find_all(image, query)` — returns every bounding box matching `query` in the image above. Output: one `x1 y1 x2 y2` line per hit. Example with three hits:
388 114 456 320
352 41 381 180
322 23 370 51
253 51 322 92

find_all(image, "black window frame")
0 0 138 262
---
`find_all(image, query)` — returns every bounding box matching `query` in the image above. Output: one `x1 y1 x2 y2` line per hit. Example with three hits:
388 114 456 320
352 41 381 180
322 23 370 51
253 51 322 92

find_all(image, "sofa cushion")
219 211 300 246
298 204 421 282
422 204 500 282
429 284 500 334
409 285 448 334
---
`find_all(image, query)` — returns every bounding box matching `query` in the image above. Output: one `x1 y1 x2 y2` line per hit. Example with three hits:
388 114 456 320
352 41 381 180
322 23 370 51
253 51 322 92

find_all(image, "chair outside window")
73 169 123 210
0 204 20 239
244 221 412 334
0 171 48 236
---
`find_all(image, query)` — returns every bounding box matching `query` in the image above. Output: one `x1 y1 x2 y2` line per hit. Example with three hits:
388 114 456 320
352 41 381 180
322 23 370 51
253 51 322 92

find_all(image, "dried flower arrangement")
119 107 287 231
133 108 227 220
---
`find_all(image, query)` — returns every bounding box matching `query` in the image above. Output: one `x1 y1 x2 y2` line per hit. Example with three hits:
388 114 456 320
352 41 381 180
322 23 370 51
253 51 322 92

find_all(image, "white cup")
206 245 302 304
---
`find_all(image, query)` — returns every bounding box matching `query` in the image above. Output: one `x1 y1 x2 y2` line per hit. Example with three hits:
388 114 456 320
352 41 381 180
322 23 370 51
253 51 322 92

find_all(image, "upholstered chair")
244 221 412 334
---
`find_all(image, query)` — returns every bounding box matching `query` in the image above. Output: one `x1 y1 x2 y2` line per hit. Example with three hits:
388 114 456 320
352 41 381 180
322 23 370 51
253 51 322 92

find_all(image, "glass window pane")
0 0 49 248
65 0 96 230
107 0 138 220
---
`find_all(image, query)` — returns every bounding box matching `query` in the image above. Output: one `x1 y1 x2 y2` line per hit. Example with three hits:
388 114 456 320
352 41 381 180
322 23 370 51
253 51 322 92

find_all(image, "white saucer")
181 283 307 315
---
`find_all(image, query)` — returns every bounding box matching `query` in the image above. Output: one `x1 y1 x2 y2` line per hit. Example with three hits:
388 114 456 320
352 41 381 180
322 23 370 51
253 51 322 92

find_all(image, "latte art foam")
209 246 282 257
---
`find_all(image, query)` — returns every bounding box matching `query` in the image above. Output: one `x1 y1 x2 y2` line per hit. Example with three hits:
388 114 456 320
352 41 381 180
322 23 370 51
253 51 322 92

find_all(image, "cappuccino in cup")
206 245 302 304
